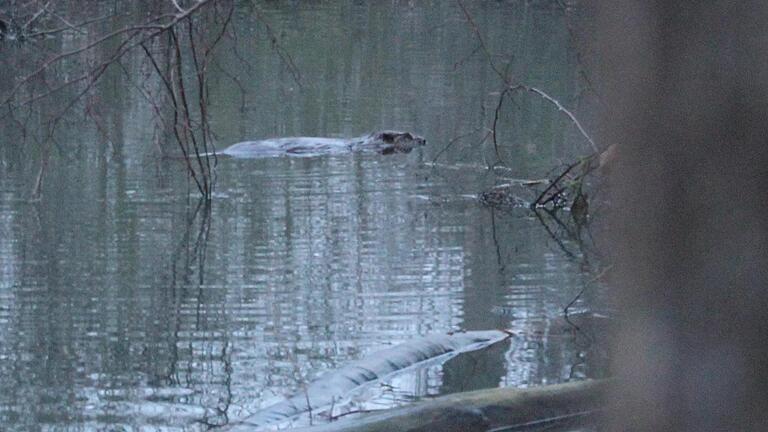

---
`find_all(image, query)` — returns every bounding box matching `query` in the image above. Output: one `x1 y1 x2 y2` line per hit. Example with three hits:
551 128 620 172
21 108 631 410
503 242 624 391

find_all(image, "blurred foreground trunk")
596 2 768 430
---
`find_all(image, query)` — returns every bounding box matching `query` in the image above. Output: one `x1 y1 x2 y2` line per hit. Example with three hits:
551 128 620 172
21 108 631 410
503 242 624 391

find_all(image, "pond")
0 1 607 430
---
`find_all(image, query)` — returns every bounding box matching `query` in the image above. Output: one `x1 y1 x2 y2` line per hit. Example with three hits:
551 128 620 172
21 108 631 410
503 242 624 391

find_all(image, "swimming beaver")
216 131 426 158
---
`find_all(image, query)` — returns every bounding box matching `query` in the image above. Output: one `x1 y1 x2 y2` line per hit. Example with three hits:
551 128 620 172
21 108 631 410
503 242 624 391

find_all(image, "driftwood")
293 380 607 432
227 330 511 430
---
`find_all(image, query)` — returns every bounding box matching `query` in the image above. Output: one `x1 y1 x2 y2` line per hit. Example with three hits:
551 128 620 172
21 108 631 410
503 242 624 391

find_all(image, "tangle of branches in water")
0 0 239 199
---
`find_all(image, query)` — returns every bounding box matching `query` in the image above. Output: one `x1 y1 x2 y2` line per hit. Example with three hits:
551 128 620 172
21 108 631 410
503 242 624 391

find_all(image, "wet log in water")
228 331 512 430
294 380 607 432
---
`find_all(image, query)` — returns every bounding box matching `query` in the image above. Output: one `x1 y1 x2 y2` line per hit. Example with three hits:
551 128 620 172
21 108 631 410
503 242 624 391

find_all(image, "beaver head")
369 131 427 155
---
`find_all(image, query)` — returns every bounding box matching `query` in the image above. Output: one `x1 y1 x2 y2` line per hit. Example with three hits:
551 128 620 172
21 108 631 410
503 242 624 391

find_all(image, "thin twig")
171 27 208 196
525 86 598 153
22 1 51 32
532 158 583 207
456 1 600 165
249 2 303 88
431 124 485 164
456 0 509 84
532 209 577 259
26 14 114 39
490 87 513 164
563 264 613 318
2 0 215 107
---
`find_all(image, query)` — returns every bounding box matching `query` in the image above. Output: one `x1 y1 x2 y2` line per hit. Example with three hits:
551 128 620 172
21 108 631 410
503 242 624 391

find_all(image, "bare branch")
457 0 599 163
2 0 215 107
456 0 509 84
524 86 599 153
248 2 303 88
170 0 186 14
26 14 114 39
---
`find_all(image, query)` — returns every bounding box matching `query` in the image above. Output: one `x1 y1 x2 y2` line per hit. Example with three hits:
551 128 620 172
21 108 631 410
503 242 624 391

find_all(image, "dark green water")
0 2 605 430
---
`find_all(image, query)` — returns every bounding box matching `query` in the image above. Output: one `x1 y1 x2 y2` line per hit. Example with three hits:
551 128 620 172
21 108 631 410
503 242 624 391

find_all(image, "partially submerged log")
227 330 512 430
294 380 607 432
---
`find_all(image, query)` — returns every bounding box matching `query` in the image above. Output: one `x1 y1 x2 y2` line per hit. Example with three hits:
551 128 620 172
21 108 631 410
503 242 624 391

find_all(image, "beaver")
216 131 426 158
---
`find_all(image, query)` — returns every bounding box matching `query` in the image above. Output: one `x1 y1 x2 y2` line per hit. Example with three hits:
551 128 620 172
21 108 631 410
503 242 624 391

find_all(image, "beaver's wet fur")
218 131 426 158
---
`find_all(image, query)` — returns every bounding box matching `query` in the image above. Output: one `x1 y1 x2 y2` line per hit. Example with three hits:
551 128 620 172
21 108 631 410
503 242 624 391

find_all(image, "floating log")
227 330 512 430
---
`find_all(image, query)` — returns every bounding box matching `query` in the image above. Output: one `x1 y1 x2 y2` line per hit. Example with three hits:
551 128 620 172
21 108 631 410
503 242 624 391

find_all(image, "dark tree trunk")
596 2 768 431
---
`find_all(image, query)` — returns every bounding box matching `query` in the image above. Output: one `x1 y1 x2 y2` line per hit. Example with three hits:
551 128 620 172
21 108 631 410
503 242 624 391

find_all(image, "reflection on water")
0 1 605 430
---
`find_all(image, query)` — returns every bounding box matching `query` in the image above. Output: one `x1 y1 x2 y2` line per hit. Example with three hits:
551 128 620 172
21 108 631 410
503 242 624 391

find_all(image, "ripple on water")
0 2 603 429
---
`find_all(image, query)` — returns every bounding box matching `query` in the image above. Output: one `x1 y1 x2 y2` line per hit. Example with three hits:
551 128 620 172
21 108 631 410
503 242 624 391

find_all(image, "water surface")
0 2 606 430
